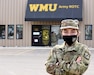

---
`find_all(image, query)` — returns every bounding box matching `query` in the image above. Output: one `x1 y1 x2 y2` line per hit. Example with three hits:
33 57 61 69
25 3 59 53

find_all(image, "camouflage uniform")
45 19 91 75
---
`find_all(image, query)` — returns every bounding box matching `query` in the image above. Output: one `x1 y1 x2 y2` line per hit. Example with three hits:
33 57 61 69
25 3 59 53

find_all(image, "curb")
0 46 93 50
0 46 53 50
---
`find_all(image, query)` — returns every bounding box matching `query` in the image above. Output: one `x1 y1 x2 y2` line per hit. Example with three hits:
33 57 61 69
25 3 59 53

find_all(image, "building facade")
0 0 94 47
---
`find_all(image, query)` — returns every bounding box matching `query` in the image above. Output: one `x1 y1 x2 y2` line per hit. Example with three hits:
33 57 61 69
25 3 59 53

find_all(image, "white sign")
34 39 38 42
33 32 40 35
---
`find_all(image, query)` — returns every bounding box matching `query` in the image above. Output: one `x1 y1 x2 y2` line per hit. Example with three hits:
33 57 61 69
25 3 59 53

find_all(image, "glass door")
42 25 51 46
32 25 51 46
32 25 42 46
51 25 64 46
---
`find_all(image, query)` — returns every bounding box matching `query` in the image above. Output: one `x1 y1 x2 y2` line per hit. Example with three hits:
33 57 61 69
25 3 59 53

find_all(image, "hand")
56 62 60 68
76 56 82 63
47 63 55 71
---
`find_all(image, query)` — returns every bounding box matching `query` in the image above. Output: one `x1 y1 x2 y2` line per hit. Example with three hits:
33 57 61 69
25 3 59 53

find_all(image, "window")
85 25 92 40
8 25 14 39
16 25 23 39
0 25 5 39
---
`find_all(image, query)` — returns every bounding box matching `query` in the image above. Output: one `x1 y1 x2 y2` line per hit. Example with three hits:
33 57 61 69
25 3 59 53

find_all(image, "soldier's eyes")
71 29 77 33
64 30 68 33
63 29 77 33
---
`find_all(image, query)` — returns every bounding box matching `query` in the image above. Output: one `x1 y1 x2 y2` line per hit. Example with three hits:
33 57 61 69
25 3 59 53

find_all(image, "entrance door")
42 25 51 46
51 25 64 46
32 25 51 46
32 25 42 46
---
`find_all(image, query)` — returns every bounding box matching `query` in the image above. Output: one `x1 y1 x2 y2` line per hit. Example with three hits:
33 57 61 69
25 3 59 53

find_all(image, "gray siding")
0 0 94 47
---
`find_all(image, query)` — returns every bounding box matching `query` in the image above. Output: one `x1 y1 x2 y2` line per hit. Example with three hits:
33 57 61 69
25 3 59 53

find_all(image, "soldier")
45 19 91 75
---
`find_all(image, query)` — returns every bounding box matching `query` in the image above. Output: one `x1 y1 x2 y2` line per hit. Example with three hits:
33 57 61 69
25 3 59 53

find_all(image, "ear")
77 30 80 37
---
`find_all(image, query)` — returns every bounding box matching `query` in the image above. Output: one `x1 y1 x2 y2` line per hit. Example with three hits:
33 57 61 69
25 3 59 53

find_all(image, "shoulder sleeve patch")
84 51 90 60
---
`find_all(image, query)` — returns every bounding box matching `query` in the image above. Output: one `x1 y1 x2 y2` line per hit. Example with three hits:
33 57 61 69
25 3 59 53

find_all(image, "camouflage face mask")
63 35 77 46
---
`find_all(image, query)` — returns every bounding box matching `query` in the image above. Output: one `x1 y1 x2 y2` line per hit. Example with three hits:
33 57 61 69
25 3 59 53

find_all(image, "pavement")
0 46 93 75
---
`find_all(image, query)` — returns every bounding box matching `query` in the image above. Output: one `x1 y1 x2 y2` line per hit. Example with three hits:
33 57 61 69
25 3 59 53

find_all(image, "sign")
25 0 82 21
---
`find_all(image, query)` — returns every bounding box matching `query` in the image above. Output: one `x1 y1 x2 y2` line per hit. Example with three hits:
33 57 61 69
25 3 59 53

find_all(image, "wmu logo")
29 3 58 12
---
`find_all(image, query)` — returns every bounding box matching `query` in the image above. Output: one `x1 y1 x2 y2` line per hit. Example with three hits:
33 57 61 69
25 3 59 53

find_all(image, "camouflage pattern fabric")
45 41 91 75
60 19 79 30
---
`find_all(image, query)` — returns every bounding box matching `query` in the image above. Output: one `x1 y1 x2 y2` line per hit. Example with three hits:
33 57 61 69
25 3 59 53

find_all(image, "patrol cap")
60 19 79 30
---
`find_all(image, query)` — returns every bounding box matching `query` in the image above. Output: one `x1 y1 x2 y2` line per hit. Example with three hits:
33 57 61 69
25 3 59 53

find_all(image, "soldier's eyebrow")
63 29 67 31
71 29 78 33
63 29 68 32
71 29 77 31
63 29 75 31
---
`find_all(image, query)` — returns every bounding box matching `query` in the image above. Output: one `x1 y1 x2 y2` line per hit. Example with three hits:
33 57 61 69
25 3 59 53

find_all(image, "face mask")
63 35 77 46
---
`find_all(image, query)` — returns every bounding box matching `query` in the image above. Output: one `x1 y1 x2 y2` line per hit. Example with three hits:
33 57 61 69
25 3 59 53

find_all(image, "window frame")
7 25 14 39
85 25 92 40
16 24 23 39
0 25 6 39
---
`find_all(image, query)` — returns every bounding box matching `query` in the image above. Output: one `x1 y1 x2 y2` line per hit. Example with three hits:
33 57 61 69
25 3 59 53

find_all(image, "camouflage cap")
60 19 79 30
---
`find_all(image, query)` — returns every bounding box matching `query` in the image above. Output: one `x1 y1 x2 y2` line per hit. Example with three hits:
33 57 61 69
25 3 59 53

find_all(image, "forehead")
62 28 77 31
